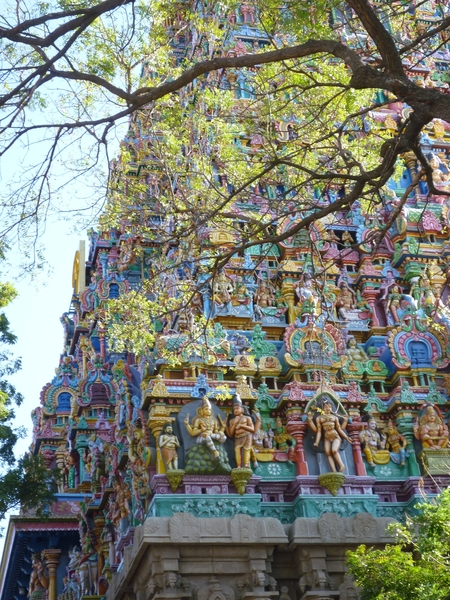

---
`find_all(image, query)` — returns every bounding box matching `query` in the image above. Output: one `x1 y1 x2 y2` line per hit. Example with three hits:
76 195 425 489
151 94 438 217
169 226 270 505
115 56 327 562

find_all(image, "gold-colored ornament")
165 469 185 492
318 472 345 496
230 467 253 495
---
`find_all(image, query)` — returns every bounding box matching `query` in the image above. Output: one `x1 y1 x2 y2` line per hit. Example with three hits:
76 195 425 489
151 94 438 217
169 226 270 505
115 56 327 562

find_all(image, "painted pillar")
347 421 367 476
285 409 309 476
42 549 61 600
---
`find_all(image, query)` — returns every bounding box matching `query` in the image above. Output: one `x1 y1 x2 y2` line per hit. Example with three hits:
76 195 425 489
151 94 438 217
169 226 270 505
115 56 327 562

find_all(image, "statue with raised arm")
184 396 226 459
308 401 352 473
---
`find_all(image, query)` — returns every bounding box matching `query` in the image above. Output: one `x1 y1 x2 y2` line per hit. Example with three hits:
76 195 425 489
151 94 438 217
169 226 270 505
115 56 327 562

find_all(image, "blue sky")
0 222 85 546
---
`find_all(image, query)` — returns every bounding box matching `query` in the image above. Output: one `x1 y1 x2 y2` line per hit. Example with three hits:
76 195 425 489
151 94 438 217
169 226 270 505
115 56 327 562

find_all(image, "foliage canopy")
0 0 449 261
347 489 450 600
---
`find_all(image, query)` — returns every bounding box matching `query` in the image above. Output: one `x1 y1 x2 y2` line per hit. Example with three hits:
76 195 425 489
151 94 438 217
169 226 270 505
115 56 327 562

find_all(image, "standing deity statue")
159 424 180 470
112 478 132 523
28 553 49 600
225 395 257 469
308 401 352 473
184 396 226 458
295 272 319 316
385 285 402 324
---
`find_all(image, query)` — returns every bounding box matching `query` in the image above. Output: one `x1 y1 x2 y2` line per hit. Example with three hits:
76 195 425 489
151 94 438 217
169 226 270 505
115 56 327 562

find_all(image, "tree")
0 263 56 523
0 0 449 262
347 488 450 600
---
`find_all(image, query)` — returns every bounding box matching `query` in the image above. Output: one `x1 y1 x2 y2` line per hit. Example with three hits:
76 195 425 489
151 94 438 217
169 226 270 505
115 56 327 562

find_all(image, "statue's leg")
324 440 336 472
331 439 346 472
363 446 375 467
205 435 220 457
250 447 258 468
243 448 252 468
243 435 253 468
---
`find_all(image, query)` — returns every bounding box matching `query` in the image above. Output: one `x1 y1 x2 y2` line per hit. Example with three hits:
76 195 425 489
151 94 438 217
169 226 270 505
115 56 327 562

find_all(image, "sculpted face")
233 404 244 416
427 409 437 422
202 406 212 417
166 425 173 434
369 420 377 430
323 402 332 414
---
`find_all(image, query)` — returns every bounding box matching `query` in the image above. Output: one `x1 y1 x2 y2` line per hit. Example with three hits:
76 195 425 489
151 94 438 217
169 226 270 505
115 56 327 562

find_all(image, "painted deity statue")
359 419 390 467
225 395 259 469
385 285 402 324
213 271 234 308
307 401 352 473
128 422 153 469
414 405 449 450
159 424 180 470
346 338 368 362
254 281 276 319
184 396 226 458
28 553 49 600
295 272 319 316
335 281 356 319
384 421 408 466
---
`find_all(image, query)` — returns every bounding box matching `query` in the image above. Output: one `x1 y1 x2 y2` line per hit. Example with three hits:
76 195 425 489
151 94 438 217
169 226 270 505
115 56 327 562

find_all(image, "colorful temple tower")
1 1 450 600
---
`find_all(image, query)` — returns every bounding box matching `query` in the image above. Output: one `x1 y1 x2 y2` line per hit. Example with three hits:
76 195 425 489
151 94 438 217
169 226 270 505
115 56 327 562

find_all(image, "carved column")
346 422 367 476
98 324 107 359
286 409 309 476
362 287 380 326
75 434 88 486
42 549 61 600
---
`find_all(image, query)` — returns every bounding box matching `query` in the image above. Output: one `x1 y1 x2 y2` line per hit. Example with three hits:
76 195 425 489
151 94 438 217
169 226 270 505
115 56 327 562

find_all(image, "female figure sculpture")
308 401 352 473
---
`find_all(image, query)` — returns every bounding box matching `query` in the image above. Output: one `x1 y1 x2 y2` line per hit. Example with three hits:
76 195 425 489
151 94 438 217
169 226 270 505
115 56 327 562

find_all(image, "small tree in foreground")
347 489 450 600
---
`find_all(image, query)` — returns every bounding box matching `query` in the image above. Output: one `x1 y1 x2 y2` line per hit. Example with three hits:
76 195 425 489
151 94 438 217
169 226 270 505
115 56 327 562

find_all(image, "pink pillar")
286 412 309 475
347 422 367 476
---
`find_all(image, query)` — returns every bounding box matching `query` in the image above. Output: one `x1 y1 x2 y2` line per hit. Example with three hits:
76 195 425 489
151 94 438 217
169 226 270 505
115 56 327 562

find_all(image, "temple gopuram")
1 1 450 600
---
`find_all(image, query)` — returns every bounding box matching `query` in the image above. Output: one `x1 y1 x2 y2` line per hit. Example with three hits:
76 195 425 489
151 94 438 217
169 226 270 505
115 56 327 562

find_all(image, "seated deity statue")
384 421 408 466
254 281 275 309
359 419 390 467
213 272 234 307
184 396 226 458
414 405 449 450
335 281 357 319
346 338 368 363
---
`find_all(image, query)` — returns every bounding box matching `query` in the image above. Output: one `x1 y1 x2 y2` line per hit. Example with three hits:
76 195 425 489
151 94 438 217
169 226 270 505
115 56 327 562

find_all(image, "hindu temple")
1 1 450 600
